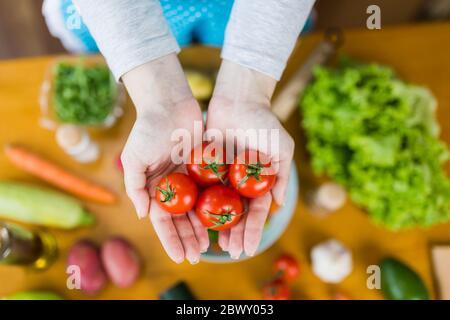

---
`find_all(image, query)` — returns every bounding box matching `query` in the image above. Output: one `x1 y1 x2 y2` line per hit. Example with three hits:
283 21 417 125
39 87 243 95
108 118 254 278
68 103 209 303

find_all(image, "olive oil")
0 222 57 270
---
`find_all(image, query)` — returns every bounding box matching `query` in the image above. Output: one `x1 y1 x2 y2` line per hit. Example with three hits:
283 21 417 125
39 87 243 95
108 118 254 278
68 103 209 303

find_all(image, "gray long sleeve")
74 0 180 81
74 0 315 81
222 0 316 80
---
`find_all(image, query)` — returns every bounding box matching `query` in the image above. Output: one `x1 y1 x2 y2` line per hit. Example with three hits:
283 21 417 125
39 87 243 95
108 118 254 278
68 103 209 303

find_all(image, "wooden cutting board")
0 22 450 300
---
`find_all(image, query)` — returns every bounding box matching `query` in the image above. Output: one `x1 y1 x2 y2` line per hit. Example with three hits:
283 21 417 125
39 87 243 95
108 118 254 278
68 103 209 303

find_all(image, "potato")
101 237 141 288
67 240 107 295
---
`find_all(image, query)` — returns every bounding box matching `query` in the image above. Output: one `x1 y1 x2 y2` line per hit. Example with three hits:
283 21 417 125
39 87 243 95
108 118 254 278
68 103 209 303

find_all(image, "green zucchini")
0 182 95 229
2 290 63 300
380 257 429 300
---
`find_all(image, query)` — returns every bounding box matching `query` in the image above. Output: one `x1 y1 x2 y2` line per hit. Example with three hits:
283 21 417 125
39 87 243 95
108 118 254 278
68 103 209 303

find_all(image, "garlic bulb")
307 182 346 216
311 239 353 283
55 124 99 163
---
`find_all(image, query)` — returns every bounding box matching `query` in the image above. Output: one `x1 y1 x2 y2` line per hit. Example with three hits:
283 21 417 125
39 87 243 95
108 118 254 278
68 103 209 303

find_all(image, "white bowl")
201 163 299 263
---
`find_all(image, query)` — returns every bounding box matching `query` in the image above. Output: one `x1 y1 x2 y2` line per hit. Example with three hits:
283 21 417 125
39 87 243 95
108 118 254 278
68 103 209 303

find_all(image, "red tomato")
195 185 244 231
187 142 228 187
262 279 291 300
273 254 299 282
155 173 198 214
229 150 276 198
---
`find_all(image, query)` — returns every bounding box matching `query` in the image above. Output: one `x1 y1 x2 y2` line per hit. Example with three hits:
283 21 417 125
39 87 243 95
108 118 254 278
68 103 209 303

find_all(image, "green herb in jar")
53 61 116 125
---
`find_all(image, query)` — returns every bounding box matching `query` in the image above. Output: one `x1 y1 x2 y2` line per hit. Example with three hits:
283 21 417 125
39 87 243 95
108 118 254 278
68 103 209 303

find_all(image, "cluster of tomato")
263 254 300 300
155 142 276 231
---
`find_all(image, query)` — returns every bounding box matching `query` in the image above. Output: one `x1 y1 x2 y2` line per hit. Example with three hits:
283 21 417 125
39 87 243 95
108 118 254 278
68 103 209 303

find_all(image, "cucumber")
2 290 63 300
380 257 429 300
0 182 95 229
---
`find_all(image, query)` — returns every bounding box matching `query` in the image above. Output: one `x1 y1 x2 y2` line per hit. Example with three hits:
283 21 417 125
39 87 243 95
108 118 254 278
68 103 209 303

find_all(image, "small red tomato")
195 185 244 231
155 173 198 214
262 279 291 300
187 142 228 187
229 150 276 198
273 254 299 282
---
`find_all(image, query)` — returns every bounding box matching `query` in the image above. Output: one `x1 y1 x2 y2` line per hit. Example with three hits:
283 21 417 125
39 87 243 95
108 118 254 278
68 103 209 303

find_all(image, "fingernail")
200 248 208 253
189 259 199 265
246 250 256 257
230 253 240 260
174 257 184 264
136 209 146 219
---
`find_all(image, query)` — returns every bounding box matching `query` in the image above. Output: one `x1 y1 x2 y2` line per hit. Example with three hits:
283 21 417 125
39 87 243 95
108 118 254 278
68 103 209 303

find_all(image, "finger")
173 214 201 264
122 158 150 219
218 229 230 252
228 216 247 260
271 159 292 206
244 193 272 257
188 211 209 253
147 162 176 196
149 201 185 264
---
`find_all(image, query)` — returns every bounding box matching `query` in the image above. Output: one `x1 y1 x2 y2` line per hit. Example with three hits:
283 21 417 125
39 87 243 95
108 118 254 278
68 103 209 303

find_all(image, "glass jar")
39 55 125 131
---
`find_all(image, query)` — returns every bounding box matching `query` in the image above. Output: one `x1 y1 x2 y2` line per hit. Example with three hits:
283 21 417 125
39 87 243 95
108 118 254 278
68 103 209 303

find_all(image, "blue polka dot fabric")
161 0 233 47
58 0 313 52
61 0 99 52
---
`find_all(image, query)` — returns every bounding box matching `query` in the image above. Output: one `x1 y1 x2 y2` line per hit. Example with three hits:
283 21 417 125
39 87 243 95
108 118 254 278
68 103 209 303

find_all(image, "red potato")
67 240 107 295
101 237 141 288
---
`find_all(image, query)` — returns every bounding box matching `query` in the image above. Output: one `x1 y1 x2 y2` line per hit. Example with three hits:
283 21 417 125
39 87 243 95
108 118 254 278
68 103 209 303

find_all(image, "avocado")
380 257 429 300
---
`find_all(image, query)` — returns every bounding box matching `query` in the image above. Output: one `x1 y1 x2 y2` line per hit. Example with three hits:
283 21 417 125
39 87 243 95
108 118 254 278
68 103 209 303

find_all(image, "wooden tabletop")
1 22 450 300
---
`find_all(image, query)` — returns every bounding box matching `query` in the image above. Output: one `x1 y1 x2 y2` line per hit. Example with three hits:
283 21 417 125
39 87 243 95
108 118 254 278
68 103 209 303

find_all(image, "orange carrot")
5 145 116 204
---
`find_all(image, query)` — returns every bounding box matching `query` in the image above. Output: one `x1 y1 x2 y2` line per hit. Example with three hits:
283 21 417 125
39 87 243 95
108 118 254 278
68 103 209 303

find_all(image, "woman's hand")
121 54 208 264
207 60 295 259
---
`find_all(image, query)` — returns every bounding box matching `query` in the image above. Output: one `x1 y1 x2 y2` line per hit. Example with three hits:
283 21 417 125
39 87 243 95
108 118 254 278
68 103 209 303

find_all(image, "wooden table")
1 22 450 300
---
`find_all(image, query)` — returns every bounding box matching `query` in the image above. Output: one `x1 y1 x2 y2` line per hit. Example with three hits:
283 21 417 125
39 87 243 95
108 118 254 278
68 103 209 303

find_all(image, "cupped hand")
207 60 295 259
121 54 208 264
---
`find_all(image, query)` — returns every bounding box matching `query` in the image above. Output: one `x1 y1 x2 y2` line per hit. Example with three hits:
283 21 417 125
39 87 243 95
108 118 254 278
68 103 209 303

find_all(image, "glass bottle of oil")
0 222 58 270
